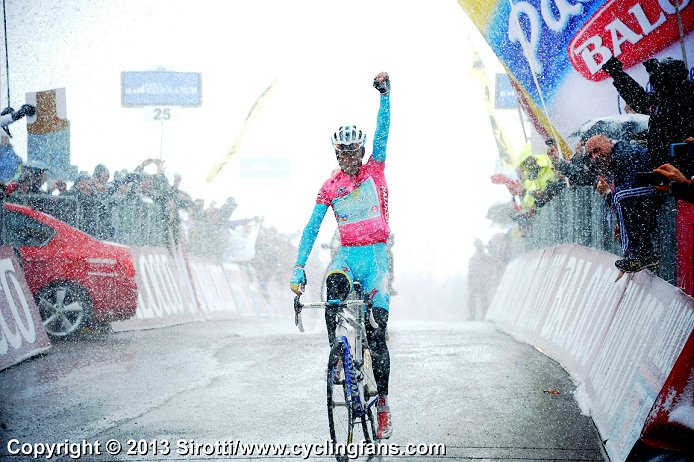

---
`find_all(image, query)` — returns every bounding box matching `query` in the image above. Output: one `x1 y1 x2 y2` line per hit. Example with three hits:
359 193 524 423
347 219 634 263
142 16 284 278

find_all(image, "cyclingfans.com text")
6 438 447 459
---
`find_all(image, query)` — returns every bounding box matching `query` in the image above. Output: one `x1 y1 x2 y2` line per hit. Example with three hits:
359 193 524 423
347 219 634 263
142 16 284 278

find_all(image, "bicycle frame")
294 286 380 443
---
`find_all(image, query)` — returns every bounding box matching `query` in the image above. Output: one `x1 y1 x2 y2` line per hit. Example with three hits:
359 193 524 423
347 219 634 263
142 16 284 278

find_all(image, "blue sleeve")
296 203 329 267
372 94 390 163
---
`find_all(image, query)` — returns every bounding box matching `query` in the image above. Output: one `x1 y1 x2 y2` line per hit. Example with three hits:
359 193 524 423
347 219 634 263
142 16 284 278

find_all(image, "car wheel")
36 283 93 339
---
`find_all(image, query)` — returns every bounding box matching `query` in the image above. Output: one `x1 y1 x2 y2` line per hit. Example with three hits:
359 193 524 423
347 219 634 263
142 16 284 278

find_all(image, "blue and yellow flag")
457 0 694 156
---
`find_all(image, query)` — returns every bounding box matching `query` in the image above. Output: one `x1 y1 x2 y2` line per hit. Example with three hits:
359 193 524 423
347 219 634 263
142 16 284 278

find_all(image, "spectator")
17 161 49 195
92 163 115 240
164 173 190 246
586 134 660 273
218 197 238 223
547 137 595 187
0 135 22 183
654 160 694 205
47 179 67 196
92 164 113 195
468 238 493 320
68 174 99 237
518 152 562 212
602 56 694 177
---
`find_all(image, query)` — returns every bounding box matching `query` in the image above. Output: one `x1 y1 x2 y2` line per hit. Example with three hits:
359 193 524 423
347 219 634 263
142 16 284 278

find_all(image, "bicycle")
294 282 381 458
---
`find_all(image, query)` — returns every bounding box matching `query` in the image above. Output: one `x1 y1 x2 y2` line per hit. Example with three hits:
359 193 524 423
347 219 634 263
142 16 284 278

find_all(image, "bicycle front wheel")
327 340 354 456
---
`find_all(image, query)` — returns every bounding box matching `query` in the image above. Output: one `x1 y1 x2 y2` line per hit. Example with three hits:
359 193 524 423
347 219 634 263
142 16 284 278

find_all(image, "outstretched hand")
373 72 390 95
654 163 688 182
595 176 611 196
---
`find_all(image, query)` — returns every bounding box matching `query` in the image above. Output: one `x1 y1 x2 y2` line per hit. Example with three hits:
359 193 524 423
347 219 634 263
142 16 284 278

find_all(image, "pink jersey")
316 156 390 246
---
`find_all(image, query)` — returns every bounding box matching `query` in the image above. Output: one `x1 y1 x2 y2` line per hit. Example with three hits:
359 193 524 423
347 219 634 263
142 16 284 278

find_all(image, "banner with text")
487 244 694 462
0 247 51 371
456 0 694 155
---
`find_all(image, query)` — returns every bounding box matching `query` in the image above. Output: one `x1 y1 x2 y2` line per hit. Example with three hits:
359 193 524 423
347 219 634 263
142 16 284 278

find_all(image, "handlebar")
294 295 379 333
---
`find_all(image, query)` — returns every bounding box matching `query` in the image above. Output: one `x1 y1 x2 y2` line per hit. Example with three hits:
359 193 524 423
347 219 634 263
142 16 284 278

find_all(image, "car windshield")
1 209 55 247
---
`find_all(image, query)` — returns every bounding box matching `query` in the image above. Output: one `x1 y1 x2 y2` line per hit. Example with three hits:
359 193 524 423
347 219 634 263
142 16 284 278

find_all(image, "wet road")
0 315 606 461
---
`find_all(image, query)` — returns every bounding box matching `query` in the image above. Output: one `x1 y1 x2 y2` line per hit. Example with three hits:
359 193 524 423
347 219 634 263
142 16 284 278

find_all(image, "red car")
2 203 138 338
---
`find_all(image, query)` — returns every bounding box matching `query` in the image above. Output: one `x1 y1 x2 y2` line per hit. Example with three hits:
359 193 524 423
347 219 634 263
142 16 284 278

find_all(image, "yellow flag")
206 79 278 183
468 46 518 170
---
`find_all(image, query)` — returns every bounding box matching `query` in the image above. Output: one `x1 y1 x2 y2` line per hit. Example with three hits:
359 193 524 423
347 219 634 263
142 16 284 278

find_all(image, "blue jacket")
0 145 22 183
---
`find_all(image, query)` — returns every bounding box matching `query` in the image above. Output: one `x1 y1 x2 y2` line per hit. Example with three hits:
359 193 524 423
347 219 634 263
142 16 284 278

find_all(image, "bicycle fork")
338 336 375 420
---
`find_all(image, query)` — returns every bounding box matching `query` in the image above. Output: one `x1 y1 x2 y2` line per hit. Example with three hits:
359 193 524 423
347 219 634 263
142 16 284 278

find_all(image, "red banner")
639 332 694 454
677 201 694 297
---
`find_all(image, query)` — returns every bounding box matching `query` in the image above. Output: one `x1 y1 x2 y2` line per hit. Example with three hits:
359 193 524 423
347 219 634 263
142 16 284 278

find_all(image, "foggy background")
1 0 528 320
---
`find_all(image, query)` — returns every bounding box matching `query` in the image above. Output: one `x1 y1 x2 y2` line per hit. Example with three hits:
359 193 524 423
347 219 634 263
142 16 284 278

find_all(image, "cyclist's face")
335 144 364 177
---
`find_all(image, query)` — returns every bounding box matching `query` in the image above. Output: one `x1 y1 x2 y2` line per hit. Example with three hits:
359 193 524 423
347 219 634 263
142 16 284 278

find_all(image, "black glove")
643 58 660 74
373 76 390 96
601 57 623 76
13 104 36 121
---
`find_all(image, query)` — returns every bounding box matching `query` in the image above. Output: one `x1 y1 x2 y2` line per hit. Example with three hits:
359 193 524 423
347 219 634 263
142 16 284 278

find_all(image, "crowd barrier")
1 240 284 369
0 247 51 371
488 244 694 462
111 246 279 331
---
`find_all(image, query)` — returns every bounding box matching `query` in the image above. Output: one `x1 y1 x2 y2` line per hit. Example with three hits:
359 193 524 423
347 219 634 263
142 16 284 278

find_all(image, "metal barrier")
6 193 168 248
516 186 677 285
5 193 234 259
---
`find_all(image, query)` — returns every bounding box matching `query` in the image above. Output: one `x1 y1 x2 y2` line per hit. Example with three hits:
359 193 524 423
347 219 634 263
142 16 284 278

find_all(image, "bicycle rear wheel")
327 341 354 457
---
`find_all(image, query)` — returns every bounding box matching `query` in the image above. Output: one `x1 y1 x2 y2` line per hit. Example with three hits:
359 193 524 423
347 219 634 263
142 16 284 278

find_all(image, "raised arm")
602 57 651 115
372 72 391 163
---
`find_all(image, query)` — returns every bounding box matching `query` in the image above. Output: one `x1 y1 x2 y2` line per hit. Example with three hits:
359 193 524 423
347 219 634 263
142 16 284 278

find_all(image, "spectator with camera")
653 138 694 204
601 56 694 178
586 134 661 273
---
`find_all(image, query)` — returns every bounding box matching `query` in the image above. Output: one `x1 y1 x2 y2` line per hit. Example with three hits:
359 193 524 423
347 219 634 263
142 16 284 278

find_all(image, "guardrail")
514 186 678 286
488 245 693 462
6 193 168 247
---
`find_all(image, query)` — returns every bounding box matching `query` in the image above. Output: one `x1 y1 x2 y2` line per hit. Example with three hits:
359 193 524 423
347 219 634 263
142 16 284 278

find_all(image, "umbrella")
569 114 649 142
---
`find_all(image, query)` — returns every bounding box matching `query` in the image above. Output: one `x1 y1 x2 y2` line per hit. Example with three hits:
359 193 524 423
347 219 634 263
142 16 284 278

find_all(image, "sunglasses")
335 146 362 155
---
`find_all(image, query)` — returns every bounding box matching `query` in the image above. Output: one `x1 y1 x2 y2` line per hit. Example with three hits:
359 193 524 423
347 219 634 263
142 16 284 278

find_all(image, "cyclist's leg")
324 251 353 347
366 308 390 396
351 243 390 395
350 243 393 438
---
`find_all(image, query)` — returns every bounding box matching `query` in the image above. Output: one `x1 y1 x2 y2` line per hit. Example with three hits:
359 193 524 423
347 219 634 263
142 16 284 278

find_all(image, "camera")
670 142 694 157
635 172 667 187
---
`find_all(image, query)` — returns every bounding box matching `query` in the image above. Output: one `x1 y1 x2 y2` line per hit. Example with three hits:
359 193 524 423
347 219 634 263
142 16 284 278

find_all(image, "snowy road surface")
0 316 606 461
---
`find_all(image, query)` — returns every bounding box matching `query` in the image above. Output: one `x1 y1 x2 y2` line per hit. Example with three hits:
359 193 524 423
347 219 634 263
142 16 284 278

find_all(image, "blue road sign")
122 71 201 107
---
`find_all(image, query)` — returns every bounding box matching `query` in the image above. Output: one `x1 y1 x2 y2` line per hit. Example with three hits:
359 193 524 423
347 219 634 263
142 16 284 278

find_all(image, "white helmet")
331 125 367 148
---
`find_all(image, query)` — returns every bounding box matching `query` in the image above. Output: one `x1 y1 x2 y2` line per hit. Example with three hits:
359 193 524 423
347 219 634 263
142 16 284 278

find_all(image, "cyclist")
290 71 393 439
